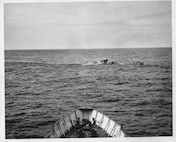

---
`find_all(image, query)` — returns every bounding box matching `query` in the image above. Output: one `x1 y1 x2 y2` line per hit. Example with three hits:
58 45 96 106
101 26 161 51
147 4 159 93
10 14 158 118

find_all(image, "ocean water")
5 48 172 138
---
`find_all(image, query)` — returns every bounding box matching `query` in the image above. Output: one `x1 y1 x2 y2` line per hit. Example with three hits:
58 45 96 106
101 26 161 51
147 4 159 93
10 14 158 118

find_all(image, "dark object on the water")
100 58 115 65
101 58 108 64
46 107 125 138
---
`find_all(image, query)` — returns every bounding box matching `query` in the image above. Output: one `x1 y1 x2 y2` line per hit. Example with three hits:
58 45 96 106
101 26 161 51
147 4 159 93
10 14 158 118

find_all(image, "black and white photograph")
2 0 174 141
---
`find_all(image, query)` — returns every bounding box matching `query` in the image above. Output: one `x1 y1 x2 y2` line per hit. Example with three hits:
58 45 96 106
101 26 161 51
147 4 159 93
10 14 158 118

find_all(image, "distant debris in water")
82 59 145 66
99 58 115 65
101 58 108 64
82 58 116 66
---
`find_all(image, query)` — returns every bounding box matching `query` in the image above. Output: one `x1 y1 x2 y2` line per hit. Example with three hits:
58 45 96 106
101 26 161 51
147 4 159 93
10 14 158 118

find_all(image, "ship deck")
61 124 110 138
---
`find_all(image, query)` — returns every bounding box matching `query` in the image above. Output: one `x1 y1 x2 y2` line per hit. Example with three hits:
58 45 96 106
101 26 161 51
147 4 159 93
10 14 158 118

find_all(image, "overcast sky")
4 1 172 50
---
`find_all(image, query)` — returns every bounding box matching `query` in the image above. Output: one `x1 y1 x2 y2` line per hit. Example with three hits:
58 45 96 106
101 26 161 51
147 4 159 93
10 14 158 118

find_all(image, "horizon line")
4 47 172 51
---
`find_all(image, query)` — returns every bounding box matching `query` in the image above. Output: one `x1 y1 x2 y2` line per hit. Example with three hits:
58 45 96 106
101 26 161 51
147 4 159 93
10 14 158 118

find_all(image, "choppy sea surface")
5 48 172 138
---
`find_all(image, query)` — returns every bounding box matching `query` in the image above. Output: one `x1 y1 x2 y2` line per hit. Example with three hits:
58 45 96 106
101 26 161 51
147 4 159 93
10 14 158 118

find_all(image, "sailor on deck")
92 118 96 125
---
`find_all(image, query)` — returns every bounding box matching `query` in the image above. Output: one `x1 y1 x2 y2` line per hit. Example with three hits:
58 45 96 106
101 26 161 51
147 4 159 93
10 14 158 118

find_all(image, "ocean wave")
6 118 24 124
101 98 120 103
